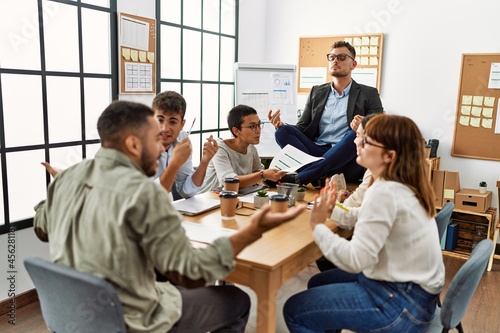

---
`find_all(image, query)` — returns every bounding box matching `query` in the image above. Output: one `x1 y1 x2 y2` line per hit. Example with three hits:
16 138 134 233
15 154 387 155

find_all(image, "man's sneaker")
280 172 300 185
311 175 327 189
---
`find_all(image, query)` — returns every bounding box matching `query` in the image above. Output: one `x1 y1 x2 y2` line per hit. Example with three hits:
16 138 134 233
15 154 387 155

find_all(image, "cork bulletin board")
298 33 383 94
451 53 500 161
119 12 156 94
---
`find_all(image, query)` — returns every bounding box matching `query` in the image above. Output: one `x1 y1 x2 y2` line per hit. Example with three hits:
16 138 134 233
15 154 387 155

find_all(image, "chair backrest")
24 256 127 333
440 239 493 330
435 202 454 241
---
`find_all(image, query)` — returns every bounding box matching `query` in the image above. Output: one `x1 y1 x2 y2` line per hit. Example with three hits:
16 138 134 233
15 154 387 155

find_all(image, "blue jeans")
274 125 364 184
283 269 438 333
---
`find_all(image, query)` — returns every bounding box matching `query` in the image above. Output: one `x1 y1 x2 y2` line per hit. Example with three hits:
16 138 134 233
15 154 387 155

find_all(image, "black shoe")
280 172 300 185
310 175 327 189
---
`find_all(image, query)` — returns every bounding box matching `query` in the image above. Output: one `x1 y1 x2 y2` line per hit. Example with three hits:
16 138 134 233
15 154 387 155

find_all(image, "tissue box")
455 188 492 213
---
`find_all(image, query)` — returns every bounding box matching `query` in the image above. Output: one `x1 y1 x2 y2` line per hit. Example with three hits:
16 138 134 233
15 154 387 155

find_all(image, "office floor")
1 256 500 333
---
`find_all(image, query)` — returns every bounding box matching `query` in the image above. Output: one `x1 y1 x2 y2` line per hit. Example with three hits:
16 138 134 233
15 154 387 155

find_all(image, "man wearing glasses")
200 104 287 192
268 41 383 187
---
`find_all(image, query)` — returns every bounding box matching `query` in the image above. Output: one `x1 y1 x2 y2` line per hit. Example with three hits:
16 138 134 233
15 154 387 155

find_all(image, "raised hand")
268 109 284 129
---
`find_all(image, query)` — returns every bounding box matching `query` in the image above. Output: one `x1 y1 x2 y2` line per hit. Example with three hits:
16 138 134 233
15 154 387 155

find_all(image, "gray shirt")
200 139 263 193
34 147 235 332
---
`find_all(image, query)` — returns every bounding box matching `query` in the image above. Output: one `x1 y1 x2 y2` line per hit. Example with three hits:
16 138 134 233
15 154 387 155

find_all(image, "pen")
335 202 350 212
186 118 196 136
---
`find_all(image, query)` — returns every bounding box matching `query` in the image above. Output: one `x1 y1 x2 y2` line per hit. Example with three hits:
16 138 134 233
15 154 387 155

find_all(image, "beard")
141 146 160 177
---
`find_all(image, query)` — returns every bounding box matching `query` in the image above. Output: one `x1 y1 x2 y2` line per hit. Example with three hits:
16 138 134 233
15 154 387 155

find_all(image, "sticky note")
473 96 484 106
131 49 139 61
483 107 493 118
459 116 470 126
460 105 471 115
471 106 482 117
122 48 131 60
139 51 147 62
484 97 495 107
147 52 155 63
462 95 472 105
482 118 493 128
470 117 480 127
370 36 379 45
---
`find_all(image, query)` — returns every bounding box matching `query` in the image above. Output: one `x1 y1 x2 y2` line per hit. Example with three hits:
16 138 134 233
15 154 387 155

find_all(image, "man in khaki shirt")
34 100 305 332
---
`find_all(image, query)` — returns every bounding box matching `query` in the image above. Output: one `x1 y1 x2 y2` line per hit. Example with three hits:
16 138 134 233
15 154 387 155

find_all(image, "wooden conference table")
183 187 352 333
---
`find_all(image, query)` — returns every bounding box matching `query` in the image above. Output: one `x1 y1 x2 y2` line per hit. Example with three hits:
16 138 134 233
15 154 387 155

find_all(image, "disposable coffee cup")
219 191 239 219
277 182 299 207
270 194 289 213
224 177 240 192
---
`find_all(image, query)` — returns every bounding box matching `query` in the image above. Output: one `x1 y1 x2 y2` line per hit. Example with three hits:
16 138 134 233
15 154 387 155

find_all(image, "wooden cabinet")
442 207 497 261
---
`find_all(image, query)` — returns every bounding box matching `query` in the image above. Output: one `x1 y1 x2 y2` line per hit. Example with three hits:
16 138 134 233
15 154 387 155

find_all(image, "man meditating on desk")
34 100 306 333
268 40 383 187
200 104 290 193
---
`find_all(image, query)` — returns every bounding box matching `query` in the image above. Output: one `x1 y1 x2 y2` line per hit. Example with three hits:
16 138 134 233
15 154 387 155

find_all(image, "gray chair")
435 202 455 241
427 239 493 333
24 256 126 333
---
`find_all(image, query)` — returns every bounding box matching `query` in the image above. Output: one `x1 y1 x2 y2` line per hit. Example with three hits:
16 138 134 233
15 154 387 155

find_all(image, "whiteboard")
234 63 297 158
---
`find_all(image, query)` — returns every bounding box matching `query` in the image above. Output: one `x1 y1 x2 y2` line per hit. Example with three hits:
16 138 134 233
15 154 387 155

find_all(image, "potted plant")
254 189 269 208
479 181 487 194
296 187 306 201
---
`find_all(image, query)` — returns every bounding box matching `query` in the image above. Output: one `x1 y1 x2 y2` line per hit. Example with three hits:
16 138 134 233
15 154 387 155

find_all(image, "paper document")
270 144 324 172
181 221 237 244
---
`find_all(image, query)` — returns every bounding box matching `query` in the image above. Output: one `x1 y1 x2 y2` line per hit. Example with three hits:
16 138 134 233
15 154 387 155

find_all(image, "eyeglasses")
241 122 264 132
326 53 355 62
362 137 386 149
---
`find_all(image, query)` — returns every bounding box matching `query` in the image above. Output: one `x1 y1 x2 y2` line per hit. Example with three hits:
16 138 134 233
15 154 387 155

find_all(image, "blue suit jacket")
295 80 383 140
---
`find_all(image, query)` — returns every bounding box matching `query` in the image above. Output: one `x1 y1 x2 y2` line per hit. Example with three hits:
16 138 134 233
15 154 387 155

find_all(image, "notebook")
172 196 220 216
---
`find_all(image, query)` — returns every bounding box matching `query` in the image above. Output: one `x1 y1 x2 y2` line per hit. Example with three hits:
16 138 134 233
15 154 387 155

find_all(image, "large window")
0 0 117 233
157 0 238 166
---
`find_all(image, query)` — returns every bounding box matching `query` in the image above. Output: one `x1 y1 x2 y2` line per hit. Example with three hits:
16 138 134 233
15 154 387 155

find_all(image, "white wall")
239 0 500 208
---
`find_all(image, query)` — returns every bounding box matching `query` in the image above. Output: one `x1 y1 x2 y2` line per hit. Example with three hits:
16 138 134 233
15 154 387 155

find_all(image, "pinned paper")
122 48 131 60
483 107 493 118
369 46 378 55
462 95 472 105
360 57 369 65
370 36 379 45
131 49 139 61
369 57 378 66
470 117 481 127
344 37 353 44
460 105 471 115
459 116 470 126
471 106 482 117
362 36 370 45
484 96 495 107
361 46 369 55
147 52 155 63
139 51 147 62
482 118 493 129
353 37 362 46
354 47 361 56
473 95 484 106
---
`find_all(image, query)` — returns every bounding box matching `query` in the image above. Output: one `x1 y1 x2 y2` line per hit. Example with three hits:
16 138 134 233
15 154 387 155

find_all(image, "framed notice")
119 12 156 94
298 33 384 94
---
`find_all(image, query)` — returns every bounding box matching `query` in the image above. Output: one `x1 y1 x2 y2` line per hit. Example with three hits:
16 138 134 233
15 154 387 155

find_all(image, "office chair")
24 256 127 333
427 239 493 333
435 201 454 241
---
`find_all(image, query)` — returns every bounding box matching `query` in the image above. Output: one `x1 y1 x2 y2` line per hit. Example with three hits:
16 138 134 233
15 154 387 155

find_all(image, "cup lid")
219 191 238 198
224 177 240 183
270 194 289 202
